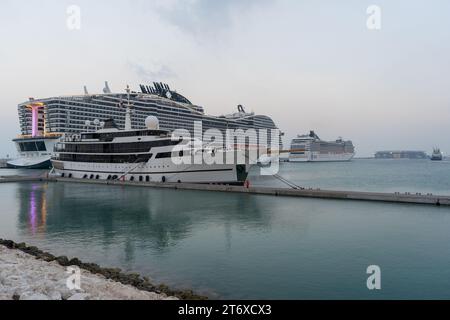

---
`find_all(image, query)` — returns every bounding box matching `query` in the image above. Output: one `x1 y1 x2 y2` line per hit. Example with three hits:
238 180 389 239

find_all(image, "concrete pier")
0 175 448 206
53 177 449 206
0 176 50 183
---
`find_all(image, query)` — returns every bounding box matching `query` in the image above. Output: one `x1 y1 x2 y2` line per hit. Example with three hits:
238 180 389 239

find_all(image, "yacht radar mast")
124 85 134 130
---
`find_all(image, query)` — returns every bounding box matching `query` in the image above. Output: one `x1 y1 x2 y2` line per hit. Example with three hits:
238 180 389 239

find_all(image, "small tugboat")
431 148 443 161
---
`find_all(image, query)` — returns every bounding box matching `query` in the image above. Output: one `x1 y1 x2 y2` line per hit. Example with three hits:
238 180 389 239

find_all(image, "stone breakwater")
0 239 206 300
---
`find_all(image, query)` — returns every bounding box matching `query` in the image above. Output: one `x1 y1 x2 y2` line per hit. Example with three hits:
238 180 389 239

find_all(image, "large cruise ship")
10 82 282 168
374 150 427 160
289 131 355 162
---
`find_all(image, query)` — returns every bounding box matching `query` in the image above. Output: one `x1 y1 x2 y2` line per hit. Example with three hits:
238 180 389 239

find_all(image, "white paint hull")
51 159 249 185
8 137 60 169
289 152 354 162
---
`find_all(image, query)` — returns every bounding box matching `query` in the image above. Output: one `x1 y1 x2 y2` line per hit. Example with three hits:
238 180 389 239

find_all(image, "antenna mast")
124 85 133 130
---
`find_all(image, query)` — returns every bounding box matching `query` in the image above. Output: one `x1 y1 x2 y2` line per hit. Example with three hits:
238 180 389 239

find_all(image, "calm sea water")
1 159 450 299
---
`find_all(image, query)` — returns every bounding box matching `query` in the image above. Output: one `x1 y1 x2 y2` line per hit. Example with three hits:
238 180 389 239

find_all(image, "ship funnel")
84 86 89 95
103 81 112 94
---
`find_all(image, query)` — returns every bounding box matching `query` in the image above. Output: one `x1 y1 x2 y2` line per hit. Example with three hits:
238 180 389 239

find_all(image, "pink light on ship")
26 102 45 137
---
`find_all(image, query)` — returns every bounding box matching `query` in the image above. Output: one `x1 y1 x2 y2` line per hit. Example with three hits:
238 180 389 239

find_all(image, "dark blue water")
1 159 450 299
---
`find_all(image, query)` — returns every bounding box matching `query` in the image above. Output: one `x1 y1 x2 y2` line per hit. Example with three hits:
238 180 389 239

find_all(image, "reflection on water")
3 160 450 299
7 181 318 298
18 183 48 235
15 181 274 254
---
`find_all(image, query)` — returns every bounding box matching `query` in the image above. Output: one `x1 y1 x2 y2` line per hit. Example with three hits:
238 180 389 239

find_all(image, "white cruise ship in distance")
289 131 355 162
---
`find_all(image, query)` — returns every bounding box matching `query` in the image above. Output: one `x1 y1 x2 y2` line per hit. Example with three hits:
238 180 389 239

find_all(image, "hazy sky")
1 0 449 157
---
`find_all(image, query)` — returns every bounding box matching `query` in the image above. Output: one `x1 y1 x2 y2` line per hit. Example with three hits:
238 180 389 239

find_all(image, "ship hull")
289 152 354 162
51 160 250 185
7 158 52 169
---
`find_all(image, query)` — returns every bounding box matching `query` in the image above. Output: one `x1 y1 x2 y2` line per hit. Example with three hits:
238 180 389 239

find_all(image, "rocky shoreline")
0 239 206 300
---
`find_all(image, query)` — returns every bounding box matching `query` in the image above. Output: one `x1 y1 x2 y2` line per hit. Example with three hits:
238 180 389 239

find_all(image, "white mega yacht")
51 98 251 185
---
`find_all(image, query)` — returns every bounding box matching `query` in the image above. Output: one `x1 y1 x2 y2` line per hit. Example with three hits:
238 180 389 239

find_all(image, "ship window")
58 153 153 164
155 152 173 159
67 141 177 154
21 142 38 152
36 141 46 151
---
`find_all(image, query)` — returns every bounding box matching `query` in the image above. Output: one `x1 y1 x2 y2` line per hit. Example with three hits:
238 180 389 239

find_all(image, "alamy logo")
366 265 381 290
66 266 81 290
66 5 81 30
366 5 381 30
171 121 281 175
